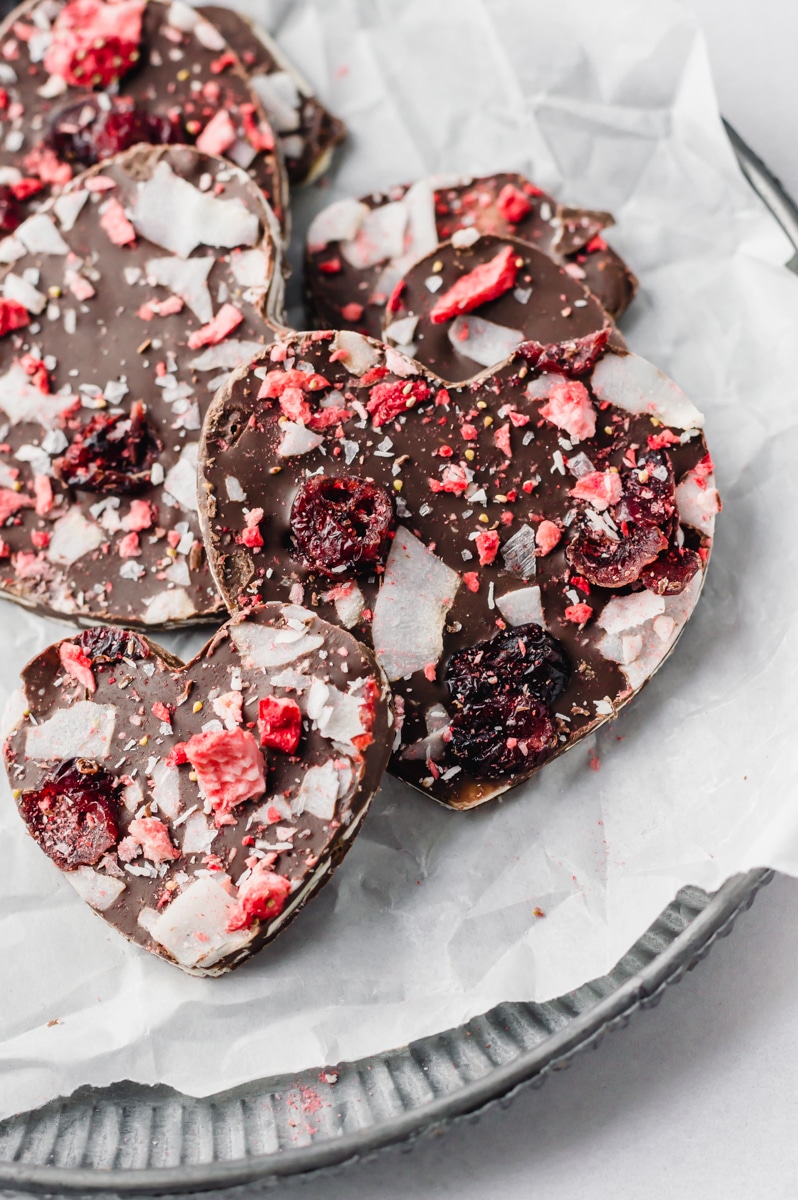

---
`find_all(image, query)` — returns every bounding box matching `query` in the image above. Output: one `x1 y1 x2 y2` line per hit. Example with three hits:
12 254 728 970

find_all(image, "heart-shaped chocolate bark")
3 602 392 975
198 330 719 811
304 172 637 339
0 0 288 235
198 5 346 187
0 143 282 628
383 234 617 383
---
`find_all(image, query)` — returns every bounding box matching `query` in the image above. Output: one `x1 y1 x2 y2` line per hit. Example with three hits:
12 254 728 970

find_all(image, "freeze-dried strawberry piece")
227 859 291 931
366 379 431 426
59 641 96 692
569 470 622 511
0 298 30 338
258 696 302 754
195 110 237 157
43 0 144 89
259 368 331 399
100 197 136 247
19 761 119 870
496 183 533 225
475 529 500 566
187 303 243 350
538 377 596 442
430 244 519 325
0 488 34 524
536 520 561 556
177 727 266 822
127 816 179 863
563 603 593 625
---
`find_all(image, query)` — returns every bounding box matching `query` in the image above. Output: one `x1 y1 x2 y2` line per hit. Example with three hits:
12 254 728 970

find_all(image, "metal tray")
0 129 790 1198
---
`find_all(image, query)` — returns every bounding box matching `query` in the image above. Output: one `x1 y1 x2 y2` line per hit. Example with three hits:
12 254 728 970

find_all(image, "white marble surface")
278 3 798 1197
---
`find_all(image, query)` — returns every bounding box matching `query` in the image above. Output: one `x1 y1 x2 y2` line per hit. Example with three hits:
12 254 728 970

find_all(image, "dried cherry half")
616 449 677 535
54 401 161 494
448 690 557 779
0 185 21 236
19 760 119 869
79 627 150 663
47 96 182 170
639 546 701 596
290 475 394 577
566 524 667 589
447 623 571 708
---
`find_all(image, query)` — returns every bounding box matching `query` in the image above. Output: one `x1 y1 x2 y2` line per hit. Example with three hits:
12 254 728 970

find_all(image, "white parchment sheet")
1 0 797 1121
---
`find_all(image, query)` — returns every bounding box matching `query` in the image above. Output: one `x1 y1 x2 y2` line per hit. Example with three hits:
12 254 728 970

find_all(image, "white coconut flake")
147 876 252 968
332 329 381 376
597 591 667 636
501 524 538 579
451 226 482 249
496 586 546 628
314 685 365 746
250 70 301 133
0 364 68 427
325 582 365 629
143 588 197 625
372 526 461 681
597 572 703 691
25 701 116 761
66 867 126 911
230 622 324 669
53 189 88 233
3 272 47 314
150 758 181 820
229 248 270 290
384 315 419 346
133 161 259 258
341 201 407 269
47 510 103 565
146 254 214 322
225 475 247 502
190 339 264 371
180 811 217 855
277 419 323 457
292 759 339 821
676 468 720 534
163 442 199 511
448 314 524 367
591 352 704 430
307 197 369 252
15 213 70 256
0 235 26 263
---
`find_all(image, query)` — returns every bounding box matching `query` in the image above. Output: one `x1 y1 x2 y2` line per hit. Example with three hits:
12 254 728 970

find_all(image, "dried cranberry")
566 524 667 589
0 185 21 236
447 623 571 708
639 546 701 596
290 475 394 577
19 760 119 870
47 96 182 170
54 401 161 494
79 626 149 663
616 450 677 535
517 328 610 376
448 690 557 779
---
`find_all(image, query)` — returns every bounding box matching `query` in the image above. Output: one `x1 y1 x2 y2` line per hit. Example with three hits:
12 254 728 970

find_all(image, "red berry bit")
566 450 680 588
446 624 571 780
639 546 701 596
53 400 161 494
19 760 119 870
518 328 610 376
258 696 302 754
430 244 519 325
47 96 182 170
176 727 266 823
290 475 394 577
227 859 291 932
79 626 149 663
0 184 21 235
366 378 430 426
43 0 144 90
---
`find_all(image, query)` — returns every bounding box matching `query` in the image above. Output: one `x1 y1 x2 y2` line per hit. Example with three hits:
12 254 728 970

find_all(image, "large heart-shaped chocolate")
2 602 392 975
0 143 281 628
304 172 637 339
198 330 719 811
0 0 288 235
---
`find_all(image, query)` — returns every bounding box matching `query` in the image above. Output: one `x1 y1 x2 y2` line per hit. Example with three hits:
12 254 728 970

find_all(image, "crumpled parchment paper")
1 0 797 1122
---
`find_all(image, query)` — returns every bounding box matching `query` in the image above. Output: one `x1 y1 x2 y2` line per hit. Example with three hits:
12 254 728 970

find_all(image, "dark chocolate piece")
199 6 346 187
198 330 718 810
0 143 282 627
383 234 616 384
0 0 289 236
304 172 638 338
2 601 392 976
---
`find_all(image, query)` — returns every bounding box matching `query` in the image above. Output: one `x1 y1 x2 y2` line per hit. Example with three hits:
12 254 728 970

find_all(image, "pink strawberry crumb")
563 603 593 625
128 817 179 863
535 520 561 556
538 377 596 442
258 696 302 754
227 859 291 931
118 531 140 558
475 529 500 566
99 198 136 247
196 109 237 156
59 641 96 692
187 303 243 350
569 470 622 511
178 727 266 822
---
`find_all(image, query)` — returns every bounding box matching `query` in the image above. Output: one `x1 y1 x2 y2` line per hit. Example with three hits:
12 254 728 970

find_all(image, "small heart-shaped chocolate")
304 172 637 339
383 234 617 383
0 143 282 628
0 0 288 234
198 332 718 811
2 602 392 975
